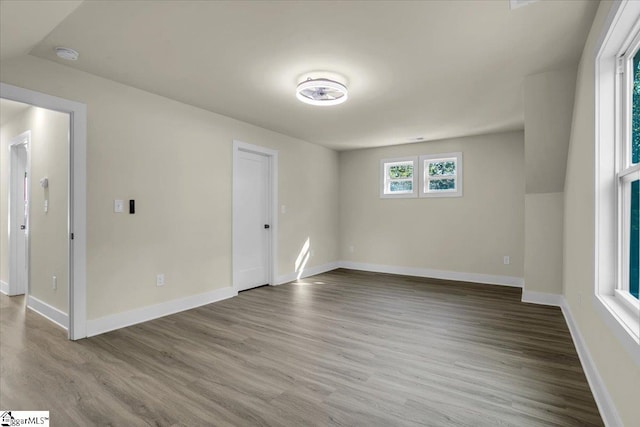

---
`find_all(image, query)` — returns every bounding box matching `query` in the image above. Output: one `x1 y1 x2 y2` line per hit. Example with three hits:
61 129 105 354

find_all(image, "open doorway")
0 83 86 340
1 99 70 331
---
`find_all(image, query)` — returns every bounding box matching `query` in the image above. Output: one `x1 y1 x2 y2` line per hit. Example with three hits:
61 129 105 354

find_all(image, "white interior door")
9 138 30 296
235 149 270 291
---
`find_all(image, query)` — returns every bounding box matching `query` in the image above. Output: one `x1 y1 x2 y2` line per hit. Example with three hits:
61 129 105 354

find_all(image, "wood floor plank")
0 269 603 426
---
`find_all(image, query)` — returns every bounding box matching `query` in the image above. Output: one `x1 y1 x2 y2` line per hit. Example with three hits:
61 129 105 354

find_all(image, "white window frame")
617 31 640 305
380 157 418 198
594 0 640 364
419 152 463 198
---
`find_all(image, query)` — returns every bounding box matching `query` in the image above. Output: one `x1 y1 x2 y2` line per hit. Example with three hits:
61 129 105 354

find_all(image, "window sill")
380 193 417 199
420 191 463 198
594 293 640 366
614 289 640 317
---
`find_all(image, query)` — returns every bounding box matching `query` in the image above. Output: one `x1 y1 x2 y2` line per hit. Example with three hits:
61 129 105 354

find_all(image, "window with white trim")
595 0 640 355
420 152 462 198
619 36 640 302
380 157 418 198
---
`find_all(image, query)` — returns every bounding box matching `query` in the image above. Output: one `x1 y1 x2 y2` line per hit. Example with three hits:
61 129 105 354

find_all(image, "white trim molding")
561 298 624 427
338 261 524 287
0 281 9 295
276 262 340 285
521 290 563 307
86 286 237 337
27 295 69 330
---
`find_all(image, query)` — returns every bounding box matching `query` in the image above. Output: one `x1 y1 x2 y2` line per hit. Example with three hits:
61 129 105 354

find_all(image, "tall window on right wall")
621 40 640 300
594 0 640 356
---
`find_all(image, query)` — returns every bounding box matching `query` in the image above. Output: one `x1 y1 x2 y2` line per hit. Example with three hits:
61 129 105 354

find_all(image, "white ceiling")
0 98 30 126
6 1 598 150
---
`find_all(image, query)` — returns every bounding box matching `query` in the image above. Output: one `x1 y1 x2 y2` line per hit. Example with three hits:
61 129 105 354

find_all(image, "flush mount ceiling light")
296 77 348 106
55 47 79 61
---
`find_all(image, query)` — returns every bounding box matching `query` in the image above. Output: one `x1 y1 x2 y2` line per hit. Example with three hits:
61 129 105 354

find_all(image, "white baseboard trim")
0 280 9 295
338 261 524 287
275 262 341 285
560 298 622 427
86 286 237 338
27 295 69 330
521 290 563 306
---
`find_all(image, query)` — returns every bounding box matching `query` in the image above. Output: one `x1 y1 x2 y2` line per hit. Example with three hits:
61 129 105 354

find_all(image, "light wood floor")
0 269 602 426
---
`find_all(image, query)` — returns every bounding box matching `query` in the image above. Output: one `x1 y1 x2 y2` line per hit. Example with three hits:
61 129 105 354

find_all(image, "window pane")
388 164 413 179
428 179 456 191
630 179 639 298
428 160 456 176
390 180 412 192
632 49 640 164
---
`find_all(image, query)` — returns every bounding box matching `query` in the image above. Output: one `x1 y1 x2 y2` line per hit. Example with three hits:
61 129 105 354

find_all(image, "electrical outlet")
156 274 165 287
503 256 510 265
52 275 57 290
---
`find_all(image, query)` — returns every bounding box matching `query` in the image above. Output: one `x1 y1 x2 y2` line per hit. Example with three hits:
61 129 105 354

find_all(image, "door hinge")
70 233 74 240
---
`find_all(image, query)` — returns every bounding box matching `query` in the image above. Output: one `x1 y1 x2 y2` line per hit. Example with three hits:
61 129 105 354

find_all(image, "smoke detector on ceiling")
296 76 348 106
55 47 79 61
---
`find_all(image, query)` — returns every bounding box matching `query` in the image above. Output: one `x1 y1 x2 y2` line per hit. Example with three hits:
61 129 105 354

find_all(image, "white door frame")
8 131 31 297
1 82 87 340
232 140 278 291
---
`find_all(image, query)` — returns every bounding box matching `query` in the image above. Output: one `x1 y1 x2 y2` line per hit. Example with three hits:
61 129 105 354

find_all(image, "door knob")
264 224 270 229
20 225 26 230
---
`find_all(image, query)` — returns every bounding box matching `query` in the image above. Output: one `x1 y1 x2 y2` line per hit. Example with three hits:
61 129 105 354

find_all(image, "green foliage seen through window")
388 164 413 179
429 179 456 191
428 161 456 176
390 181 413 192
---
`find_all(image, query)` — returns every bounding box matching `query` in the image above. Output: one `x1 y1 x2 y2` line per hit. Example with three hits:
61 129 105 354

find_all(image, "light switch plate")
114 199 124 213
